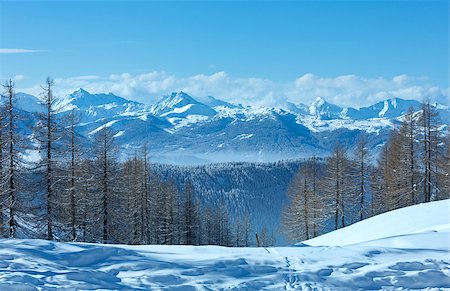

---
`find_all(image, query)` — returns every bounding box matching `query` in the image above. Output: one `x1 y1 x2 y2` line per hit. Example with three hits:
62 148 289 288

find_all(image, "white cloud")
13 75 25 81
17 71 449 108
0 48 42 54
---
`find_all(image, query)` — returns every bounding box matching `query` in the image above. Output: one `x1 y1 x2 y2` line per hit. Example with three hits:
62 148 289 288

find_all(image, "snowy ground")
0 200 449 290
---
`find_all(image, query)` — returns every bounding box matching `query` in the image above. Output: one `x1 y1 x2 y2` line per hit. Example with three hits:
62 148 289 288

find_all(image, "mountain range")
12 89 450 164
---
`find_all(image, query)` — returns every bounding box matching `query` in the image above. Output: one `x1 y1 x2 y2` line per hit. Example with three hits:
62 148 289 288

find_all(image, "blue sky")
0 1 448 107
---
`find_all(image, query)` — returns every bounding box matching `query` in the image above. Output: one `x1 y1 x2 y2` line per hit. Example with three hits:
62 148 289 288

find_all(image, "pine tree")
1 80 20 237
0 86 4 237
281 157 325 242
242 211 251 247
141 144 151 244
376 110 422 212
322 146 355 230
35 78 63 240
122 156 141 244
371 144 388 215
259 225 269 247
309 156 323 237
147 170 161 244
157 179 180 245
77 159 95 242
402 108 419 204
378 130 409 210
93 127 117 243
66 110 81 241
355 137 369 221
420 100 439 202
182 181 199 245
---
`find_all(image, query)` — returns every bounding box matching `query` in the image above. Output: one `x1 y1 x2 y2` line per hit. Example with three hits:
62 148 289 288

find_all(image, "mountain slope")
347 98 423 120
150 92 216 128
0 199 448 290
13 89 450 164
14 92 44 113
151 160 303 234
308 96 344 119
304 199 450 247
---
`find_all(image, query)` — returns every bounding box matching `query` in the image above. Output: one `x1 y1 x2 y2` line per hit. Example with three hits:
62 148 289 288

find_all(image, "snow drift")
304 199 450 248
0 200 449 290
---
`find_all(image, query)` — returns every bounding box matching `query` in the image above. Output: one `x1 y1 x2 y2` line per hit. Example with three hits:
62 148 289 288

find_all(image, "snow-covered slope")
304 199 450 247
150 91 216 128
60 88 151 120
308 96 345 119
0 200 449 290
13 92 44 113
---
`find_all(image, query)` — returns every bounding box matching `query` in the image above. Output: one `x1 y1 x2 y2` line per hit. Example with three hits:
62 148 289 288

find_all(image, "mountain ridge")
12 88 450 164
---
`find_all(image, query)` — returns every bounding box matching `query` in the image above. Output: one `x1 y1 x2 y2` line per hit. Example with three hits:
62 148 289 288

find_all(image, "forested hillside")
0 79 449 247
151 160 304 243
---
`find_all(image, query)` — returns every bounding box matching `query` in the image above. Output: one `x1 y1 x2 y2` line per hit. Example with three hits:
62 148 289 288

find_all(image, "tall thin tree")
355 137 369 221
35 77 62 240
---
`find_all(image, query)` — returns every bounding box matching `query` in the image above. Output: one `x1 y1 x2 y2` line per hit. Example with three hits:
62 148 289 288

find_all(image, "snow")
19 149 41 165
167 114 210 129
0 200 449 290
161 103 194 115
89 120 119 135
13 93 45 113
304 199 450 247
309 96 325 115
300 115 393 133
114 130 125 137
379 100 389 117
234 133 254 140
138 113 148 121
99 103 117 110
391 98 398 108
12 89 449 164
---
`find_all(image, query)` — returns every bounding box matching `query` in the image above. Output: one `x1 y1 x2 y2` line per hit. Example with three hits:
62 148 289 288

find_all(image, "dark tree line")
282 104 450 242
0 79 268 247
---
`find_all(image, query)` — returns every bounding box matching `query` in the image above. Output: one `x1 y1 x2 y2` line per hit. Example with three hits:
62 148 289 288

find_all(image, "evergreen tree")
401 108 419 204
281 157 325 242
34 78 63 240
355 137 369 221
66 110 81 241
378 130 408 210
92 127 118 243
182 181 199 245
322 146 355 230
1 80 21 237
420 100 439 202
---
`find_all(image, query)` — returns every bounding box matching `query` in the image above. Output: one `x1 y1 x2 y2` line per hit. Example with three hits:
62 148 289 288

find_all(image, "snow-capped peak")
308 97 344 120
151 91 200 114
66 88 132 108
199 95 240 109
150 91 216 126
164 91 197 108
314 96 326 106
71 88 90 98
309 97 321 115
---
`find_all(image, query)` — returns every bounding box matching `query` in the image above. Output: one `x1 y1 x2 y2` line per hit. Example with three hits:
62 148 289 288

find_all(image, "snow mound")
304 199 450 247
